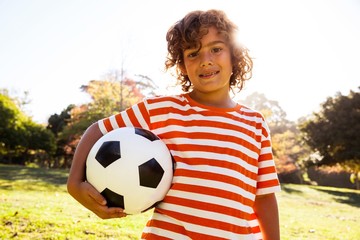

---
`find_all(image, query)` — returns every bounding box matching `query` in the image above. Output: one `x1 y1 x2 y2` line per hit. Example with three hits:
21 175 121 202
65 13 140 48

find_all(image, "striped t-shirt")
98 94 281 240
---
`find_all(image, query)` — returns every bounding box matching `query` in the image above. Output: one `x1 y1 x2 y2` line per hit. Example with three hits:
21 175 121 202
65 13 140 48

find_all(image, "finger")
108 207 128 218
85 183 107 205
97 206 127 219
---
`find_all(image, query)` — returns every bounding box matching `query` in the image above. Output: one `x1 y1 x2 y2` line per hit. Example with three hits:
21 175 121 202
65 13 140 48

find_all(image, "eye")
212 47 223 54
187 51 199 58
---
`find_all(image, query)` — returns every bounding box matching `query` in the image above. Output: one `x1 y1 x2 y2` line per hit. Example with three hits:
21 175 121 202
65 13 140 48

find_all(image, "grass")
0 164 150 239
1 164 359 239
278 184 359 239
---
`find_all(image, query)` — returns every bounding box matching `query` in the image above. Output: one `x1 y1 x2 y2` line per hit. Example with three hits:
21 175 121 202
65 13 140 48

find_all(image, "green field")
0 164 359 239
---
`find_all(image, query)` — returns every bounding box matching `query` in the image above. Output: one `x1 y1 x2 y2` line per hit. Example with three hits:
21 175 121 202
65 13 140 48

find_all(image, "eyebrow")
185 40 226 51
203 40 226 48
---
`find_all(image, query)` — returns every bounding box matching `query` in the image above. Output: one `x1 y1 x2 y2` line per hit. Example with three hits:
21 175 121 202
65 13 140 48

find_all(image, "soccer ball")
86 127 174 215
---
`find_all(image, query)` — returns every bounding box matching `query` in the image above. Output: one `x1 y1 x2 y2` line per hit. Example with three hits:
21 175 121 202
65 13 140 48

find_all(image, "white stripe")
109 115 119 129
260 146 273 154
233 111 263 124
147 100 186 111
97 120 107 134
142 212 191 239
167 137 259 159
161 201 251 228
172 150 258 173
157 124 261 148
120 111 133 126
152 112 261 134
157 203 256 239
256 185 282 195
258 172 279 182
258 159 276 168
176 161 257 187
132 104 148 129
248 218 260 227
167 187 253 213
142 226 190 240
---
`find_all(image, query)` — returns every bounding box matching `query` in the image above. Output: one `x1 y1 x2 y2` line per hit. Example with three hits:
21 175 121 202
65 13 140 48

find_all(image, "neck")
188 90 236 108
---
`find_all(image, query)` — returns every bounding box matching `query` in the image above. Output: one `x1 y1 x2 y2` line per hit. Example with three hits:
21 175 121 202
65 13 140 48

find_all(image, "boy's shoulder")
236 102 266 120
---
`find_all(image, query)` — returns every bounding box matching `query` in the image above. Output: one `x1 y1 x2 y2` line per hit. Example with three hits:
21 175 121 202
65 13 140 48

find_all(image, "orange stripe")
170 181 255 204
161 131 260 155
261 126 269 138
126 108 141 126
142 218 187 239
103 118 113 132
140 233 172 240
158 208 254 235
258 153 273 162
147 96 186 106
261 139 271 148
174 156 257 180
165 192 253 217
138 101 150 126
149 103 262 123
153 119 262 143
168 144 258 166
258 166 276 175
114 114 125 128
174 169 256 195
257 179 280 189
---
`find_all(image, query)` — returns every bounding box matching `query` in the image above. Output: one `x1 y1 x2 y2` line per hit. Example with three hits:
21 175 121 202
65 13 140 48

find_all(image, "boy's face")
182 26 233 96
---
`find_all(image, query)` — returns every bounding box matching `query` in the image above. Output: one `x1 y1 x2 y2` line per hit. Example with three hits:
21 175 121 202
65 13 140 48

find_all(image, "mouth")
199 71 220 78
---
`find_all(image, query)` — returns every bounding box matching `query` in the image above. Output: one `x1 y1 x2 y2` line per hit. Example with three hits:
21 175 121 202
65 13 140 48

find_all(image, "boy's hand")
70 181 127 219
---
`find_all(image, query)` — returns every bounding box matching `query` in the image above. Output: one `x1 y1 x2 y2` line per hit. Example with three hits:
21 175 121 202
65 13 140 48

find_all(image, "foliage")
272 130 310 176
46 105 75 168
46 70 158 168
47 105 74 137
0 92 56 164
300 88 360 188
76 70 154 129
0 92 28 149
241 92 308 179
1 164 359 239
300 88 360 167
242 92 295 134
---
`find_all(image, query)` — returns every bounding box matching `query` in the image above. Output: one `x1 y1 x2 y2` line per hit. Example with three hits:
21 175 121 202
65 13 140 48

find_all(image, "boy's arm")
253 193 280 240
67 122 126 219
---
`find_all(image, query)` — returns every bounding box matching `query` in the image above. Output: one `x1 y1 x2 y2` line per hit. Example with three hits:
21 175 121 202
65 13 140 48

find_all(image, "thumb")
88 185 107 206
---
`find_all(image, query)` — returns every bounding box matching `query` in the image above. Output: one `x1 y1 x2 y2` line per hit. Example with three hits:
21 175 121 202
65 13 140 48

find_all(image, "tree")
47 105 74 168
47 104 74 137
272 129 312 183
22 120 56 165
241 92 294 134
0 91 56 165
58 71 158 167
300 88 360 188
239 92 308 182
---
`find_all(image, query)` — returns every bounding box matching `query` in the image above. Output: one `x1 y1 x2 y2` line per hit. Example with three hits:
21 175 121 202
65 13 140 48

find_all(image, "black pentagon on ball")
135 128 159 142
95 141 121 168
101 188 125 208
138 158 164 188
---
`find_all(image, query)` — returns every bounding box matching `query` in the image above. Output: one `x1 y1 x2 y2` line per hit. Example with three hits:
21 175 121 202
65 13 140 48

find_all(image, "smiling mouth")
199 71 219 78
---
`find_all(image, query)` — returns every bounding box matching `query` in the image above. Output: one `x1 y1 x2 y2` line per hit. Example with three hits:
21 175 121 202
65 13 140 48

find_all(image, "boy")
68 9 281 239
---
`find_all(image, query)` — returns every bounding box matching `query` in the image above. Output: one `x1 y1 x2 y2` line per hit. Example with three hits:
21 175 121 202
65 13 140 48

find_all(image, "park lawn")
0 164 150 239
0 164 359 239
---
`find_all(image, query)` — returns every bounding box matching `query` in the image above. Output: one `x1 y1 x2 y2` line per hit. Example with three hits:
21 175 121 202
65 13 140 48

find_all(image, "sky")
1 0 359 123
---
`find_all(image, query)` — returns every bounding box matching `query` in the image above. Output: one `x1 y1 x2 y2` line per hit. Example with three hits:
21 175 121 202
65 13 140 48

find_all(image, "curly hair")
165 9 253 92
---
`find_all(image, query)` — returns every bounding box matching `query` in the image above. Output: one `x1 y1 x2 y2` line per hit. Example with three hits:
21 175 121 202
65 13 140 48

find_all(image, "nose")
200 52 213 67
